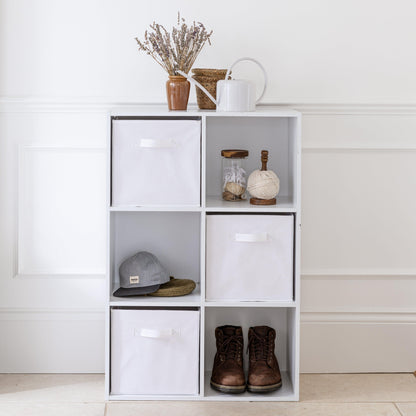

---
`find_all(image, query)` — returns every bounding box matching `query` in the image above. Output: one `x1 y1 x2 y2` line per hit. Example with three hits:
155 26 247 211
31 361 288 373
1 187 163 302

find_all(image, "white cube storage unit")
106 106 301 402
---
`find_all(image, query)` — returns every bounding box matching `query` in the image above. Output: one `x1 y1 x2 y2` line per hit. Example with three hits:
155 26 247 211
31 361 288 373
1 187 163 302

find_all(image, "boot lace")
219 335 243 360
248 331 270 361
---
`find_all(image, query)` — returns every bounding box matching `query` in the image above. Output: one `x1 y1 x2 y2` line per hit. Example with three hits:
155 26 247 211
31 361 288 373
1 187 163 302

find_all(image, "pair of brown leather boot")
210 325 282 394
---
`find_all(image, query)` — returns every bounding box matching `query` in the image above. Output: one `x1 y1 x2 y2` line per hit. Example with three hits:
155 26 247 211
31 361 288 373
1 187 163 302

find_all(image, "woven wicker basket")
192 68 227 77
191 68 228 110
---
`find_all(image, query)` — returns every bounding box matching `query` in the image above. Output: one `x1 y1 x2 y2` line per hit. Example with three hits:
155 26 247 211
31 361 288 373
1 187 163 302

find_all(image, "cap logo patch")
130 275 139 284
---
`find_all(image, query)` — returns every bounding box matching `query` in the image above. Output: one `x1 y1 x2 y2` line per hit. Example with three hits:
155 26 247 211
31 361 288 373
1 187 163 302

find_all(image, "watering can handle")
177 70 217 106
225 57 268 104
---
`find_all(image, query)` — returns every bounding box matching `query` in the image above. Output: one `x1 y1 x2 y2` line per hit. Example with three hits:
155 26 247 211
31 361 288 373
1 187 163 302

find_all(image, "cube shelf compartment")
109 211 201 306
206 116 299 206
105 106 301 401
204 306 298 401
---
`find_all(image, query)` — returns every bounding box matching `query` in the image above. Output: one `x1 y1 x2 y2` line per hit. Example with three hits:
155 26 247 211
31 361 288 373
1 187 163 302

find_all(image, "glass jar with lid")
221 149 249 201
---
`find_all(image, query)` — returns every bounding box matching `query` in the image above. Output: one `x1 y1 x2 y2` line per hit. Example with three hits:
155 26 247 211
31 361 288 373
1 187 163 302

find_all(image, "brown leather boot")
247 326 282 393
210 325 246 394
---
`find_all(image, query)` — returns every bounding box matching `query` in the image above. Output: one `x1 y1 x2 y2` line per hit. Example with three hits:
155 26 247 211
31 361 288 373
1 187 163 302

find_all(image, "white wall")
0 0 415 372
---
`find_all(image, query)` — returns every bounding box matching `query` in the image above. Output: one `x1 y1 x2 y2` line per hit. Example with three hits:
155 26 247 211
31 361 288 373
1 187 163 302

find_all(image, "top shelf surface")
110 105 301 118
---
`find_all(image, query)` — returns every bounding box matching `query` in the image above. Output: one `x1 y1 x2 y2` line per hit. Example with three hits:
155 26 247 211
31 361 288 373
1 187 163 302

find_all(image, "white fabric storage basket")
112 119 200 206
111 309 200 395
206 215 294 301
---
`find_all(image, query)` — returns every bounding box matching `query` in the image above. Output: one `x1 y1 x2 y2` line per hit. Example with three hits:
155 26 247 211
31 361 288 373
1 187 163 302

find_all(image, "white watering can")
178 57 267 112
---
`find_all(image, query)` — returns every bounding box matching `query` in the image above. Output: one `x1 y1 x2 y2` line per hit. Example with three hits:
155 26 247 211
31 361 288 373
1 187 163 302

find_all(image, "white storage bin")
112 119 201 206
111 308 200 395
206 215 294 301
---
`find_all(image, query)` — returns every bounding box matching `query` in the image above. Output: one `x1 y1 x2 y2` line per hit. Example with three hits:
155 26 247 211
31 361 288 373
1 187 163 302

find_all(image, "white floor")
0 373 415 415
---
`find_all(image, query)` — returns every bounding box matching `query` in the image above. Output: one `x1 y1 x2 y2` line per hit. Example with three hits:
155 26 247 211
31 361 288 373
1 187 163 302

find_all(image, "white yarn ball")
247 170 280 199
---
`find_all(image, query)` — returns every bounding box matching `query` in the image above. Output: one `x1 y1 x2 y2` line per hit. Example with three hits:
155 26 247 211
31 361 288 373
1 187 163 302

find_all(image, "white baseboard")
301 312 416 373
0 309 105 373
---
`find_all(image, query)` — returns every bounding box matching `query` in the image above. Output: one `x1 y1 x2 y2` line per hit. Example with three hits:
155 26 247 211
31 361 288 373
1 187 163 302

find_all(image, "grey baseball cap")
113 251 170 297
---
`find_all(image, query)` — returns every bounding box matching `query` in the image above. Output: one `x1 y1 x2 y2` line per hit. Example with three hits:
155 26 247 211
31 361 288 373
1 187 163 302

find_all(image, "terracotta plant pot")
166 75 190 110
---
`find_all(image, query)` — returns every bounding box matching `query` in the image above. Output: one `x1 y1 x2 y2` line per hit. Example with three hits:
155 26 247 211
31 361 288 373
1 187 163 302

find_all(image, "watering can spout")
177 70 217 106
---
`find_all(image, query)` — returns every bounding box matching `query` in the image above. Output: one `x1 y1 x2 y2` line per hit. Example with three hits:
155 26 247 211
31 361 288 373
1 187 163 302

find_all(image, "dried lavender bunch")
135 12 212 76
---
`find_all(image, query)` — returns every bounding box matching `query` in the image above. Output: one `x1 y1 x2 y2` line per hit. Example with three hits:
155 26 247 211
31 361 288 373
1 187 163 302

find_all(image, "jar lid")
221 149 249 158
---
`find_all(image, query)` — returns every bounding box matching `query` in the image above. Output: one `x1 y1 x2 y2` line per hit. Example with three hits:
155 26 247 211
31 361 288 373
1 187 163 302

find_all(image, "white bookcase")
105 106 301 401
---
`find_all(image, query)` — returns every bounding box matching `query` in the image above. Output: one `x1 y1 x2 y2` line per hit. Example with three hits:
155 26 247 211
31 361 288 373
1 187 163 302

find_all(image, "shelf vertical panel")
105 115 113 399
290 114 301 400
201 115 207 208
200 115 207 397
105 305 111 400
199 210 207 396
